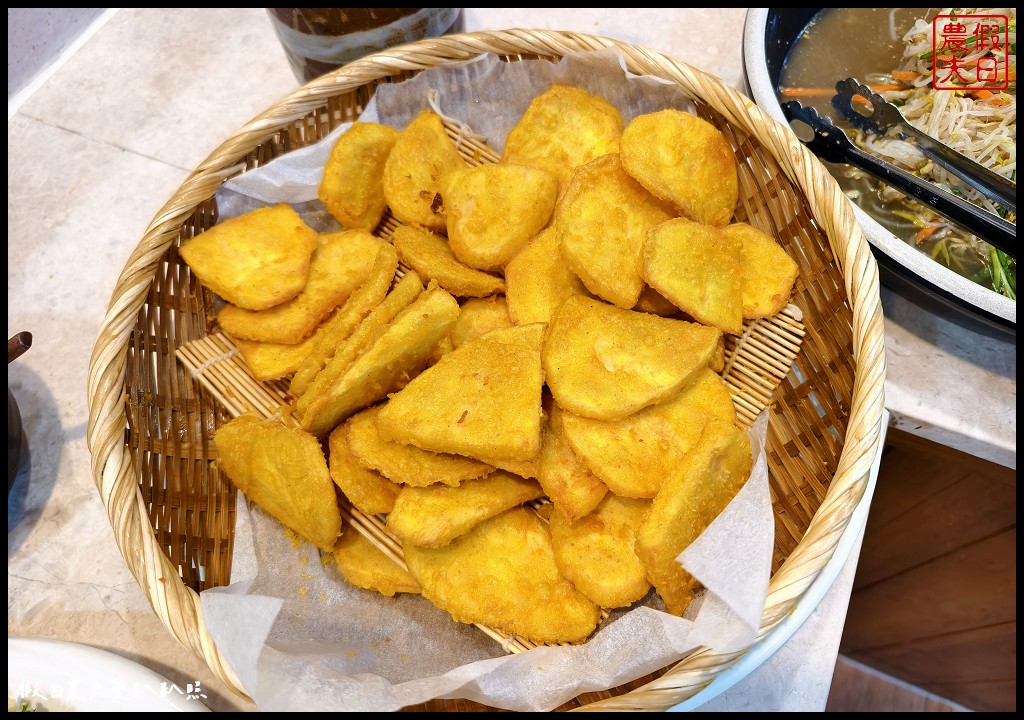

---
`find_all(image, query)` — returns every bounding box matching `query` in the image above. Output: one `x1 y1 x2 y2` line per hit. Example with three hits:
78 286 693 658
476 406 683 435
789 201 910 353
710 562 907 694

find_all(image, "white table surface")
7 7 1010 712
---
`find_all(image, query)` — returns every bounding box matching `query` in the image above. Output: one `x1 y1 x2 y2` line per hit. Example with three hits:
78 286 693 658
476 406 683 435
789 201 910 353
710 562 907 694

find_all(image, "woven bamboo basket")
86 30 886 711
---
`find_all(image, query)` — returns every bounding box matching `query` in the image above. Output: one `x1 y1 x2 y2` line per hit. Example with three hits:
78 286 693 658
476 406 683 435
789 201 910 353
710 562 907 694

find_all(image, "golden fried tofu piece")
180 203 318 311
346 404 492 487
214 414 340 552
635 420 753 615
475 455 539 480
561 369 737 499
301 283 460 436
230 333 315 382
443 164 558 271
387 471 544 548
543 296 722 421
327 424 400 516
505 227 589 326
375 325 545 462
218 229 382 344
451 296 511 349
557 154 674 309
393 225 505 298
319 121 399 231
502 84 623 194
620 109 739 227
289 243 399 396
405 507 601 644
537 402 608 523
332 528 420 596
643 218 744 336
723 223 799 319
550 495 651 608
382 110 465 230
634 286 679 317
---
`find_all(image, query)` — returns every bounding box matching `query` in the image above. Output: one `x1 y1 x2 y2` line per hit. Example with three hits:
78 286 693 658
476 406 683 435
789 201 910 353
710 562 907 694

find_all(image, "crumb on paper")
299 586 307 596
300 555 309 566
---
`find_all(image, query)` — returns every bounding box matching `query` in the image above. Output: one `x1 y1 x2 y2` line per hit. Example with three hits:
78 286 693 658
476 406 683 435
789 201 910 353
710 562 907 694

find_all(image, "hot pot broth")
779 8 1016 299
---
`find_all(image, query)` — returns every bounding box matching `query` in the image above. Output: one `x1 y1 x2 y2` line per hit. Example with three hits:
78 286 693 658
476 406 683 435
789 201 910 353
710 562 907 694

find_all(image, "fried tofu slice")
404 507 601 644
332 528 421 596
557 154 674 309
327 424 400 516
450 296 511 349
289 243 399 396
501 84 623 195
375 325 545 462
294 273 423 415
505 227 590 326
393 225 505 298
218 229 382 344
382 110 465 230
543 296 722 421
643 218 744 336
387 471 544 548
550 495 651 608
537 401 608 523
635 420 753 616
723 223 799 319
443 164 559 271
346 404 493 487
230 333 316 382
180 203 318 311
561 369 737 498
301 283 460 436
319 121 399 231
620 109 739 228
214 414 340 552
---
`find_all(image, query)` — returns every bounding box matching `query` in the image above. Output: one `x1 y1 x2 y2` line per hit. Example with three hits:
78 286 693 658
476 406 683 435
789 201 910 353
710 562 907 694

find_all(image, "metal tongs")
832 78 1016 214
782 99 1016 257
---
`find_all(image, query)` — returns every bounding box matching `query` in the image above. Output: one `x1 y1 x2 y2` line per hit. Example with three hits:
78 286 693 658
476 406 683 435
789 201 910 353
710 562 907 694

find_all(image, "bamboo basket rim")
85 29 887 711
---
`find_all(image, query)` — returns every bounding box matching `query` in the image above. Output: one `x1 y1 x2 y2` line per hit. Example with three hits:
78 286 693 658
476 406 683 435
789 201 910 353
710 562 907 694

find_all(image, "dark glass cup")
267 8 465 84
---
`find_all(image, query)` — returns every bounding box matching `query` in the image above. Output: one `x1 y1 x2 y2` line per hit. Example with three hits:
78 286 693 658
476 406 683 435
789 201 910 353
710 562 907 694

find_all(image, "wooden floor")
826 656 968 712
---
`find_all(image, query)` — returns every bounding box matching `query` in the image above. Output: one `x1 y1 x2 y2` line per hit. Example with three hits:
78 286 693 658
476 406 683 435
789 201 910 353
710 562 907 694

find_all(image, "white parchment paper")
200 49 777 712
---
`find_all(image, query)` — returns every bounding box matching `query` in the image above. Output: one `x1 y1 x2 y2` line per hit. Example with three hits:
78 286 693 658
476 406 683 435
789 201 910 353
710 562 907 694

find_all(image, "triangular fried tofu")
394 225 505 298
723 222 799 319
537 401 608 523
635 419 753 615
643 218 743 335
561 369 737 499
387 471 544 548
180 203 318 311
301 283 460 436
375 325 545 462
332 528 420 597
543 295 722 421
327 424 400 516
214 414 340 552
550 494 651 609
505 226 591 326
346 404 493 487
404 507 601 644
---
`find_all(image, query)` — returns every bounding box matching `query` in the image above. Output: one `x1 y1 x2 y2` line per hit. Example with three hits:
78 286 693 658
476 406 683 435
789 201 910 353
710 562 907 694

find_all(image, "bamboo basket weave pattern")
86 30 886 711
